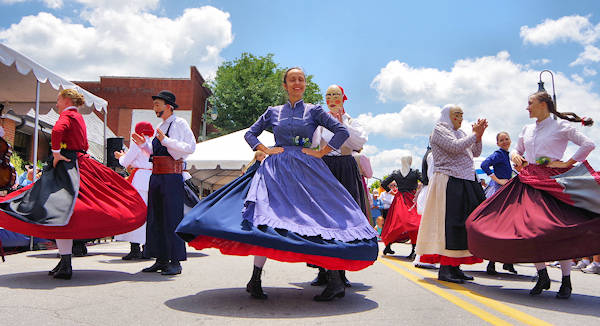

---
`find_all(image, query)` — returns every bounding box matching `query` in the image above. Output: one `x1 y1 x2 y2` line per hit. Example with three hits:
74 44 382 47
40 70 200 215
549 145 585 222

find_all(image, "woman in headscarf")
415 104 487 284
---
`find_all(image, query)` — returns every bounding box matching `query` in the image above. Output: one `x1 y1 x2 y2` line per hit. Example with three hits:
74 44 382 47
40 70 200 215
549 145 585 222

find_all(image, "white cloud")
369 51 600 167
356 101 441 139
571 45 600 66
529 58 550 66
0 2 233 80
520 15 600 45
43 0 62 9
583 67 597 76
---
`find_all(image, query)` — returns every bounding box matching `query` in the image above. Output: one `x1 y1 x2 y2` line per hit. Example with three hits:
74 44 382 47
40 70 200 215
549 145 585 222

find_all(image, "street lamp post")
201 97 218 141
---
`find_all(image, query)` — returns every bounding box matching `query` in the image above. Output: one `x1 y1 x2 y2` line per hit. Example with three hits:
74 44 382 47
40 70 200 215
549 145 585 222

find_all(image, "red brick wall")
76 66 210 143
1 118 16 145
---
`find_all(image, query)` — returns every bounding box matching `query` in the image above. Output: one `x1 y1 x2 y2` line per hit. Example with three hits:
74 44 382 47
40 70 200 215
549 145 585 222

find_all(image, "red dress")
381 190 420 244
0 107 146 239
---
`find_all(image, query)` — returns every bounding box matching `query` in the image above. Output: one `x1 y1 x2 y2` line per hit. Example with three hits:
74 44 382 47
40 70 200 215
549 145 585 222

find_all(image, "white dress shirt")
511 117 595 164
380 191 394 209
314 114 368 156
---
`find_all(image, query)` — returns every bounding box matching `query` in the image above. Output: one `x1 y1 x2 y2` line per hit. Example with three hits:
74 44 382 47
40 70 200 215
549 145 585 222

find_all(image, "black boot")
556 275 572 299
383 244 395 255
486 261 498 275
503 263 518 274
406 244 416 260
438 265 463 284
161 261 182 275
530 268 551 295
142 259 168 273
452 266 474 281
339 270 351 288
310 267 328 286
122 243 143 260
314 270 345 301
48 258 62 276
246 265 268 299
53 254 72 280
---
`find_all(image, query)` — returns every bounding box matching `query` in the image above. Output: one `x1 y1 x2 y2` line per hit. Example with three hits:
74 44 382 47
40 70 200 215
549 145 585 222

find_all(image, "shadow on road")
165 284 378 318
0 269 179 289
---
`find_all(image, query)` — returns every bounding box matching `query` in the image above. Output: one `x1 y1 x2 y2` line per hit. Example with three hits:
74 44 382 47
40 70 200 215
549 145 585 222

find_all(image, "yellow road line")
384 256 553 326
379 259 512 325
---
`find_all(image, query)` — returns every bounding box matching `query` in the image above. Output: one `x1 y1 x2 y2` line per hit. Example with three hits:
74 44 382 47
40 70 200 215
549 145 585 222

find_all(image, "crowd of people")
0 66 597 302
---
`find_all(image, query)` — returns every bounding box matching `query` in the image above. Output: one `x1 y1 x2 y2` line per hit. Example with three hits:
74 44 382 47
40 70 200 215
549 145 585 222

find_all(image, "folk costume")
415 105 485 283
176 100 378 299
479 146 517 275
115 122 154 259
0 105 146 278
380 159 423 259
140 91 196 275
467 116 598 298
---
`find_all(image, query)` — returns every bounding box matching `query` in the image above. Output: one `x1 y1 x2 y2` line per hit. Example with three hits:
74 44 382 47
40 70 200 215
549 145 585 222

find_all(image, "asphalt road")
0 241 599 325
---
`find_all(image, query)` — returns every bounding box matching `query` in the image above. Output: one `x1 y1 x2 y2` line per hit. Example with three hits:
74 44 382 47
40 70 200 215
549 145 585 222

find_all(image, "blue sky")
1 0 600 179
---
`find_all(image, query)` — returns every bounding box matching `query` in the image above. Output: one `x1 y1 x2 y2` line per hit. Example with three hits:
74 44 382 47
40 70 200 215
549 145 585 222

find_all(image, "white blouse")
119 138 152 192
512 117 595 164
314 113 367 156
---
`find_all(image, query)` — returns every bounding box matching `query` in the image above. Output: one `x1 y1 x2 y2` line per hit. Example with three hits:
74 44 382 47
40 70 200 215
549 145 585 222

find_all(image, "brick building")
76 66 214 147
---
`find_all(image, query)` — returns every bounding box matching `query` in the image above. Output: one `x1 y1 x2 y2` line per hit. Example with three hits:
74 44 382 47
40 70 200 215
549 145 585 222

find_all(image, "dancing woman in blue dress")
176 68 378 301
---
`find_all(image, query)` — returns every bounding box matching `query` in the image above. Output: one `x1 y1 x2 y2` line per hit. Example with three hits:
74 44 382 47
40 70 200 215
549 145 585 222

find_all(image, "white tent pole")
32 80 40 181
103 108 107 165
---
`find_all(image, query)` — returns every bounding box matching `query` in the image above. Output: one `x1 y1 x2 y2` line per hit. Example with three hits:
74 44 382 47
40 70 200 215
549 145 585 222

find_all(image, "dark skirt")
176 163 378 271
445 176 486 250
0 153 146 239
322 155 368 217
467 163 600 263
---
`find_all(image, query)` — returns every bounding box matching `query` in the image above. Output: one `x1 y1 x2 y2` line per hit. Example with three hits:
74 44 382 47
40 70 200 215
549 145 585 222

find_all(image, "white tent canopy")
0 43 109 171
187 128 275 193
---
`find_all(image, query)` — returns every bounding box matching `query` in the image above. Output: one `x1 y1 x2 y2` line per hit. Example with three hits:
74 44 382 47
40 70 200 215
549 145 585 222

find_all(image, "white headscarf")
437 104 463 137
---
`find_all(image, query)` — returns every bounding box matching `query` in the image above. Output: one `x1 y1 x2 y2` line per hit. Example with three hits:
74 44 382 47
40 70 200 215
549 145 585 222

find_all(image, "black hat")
152 90 178 109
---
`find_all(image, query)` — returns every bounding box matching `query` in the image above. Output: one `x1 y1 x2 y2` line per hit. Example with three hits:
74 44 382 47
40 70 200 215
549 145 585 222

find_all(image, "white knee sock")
534 262 546 271
56 239 73 255
559 259 571 276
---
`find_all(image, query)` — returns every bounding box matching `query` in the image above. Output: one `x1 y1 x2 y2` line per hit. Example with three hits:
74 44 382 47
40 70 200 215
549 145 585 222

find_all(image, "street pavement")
0 241 599 325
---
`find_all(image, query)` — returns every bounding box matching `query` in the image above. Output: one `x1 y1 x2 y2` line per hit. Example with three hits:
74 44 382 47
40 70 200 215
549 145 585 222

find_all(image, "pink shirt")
512 117 595 164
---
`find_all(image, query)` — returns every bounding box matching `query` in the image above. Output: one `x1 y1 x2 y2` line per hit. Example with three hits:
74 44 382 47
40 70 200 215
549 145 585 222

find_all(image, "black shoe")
383 244 395 255
122 243 143 260
340 270 351 288
486 261 498 275
452 266 474 281
314 270 345 301
161 261 182 275
530 268 551 295
503 263 518 274
310 267 328 286
438 265 464 284
48 259 62 276
142 260 168 273
556 276 572 299
246 265 268 299
53 254 72 280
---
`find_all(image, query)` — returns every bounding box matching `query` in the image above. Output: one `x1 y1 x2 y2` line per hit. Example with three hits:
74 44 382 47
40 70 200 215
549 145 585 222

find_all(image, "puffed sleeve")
245 107 272 150
343 116 368 151
431 123 477 154
563 122 596 162
161 119 196 157
311 105 349 150
480 151 499 175
51 113 71 152
381 171 399 191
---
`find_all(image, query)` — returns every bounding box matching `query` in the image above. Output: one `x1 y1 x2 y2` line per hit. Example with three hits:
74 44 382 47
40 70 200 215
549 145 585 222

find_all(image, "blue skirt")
176 148 378 271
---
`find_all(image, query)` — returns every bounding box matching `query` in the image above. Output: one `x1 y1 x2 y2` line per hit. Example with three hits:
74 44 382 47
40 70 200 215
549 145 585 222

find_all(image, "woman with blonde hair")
0 89 146 279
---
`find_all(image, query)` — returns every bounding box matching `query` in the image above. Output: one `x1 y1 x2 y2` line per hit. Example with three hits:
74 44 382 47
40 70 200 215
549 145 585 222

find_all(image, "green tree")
207 53 323 134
